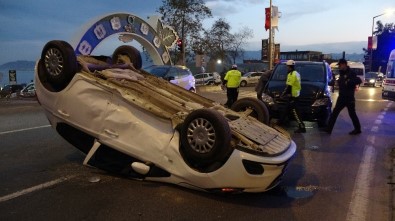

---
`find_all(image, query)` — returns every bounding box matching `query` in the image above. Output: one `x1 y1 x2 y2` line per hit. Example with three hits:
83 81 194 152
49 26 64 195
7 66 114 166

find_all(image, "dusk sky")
0 0 394 64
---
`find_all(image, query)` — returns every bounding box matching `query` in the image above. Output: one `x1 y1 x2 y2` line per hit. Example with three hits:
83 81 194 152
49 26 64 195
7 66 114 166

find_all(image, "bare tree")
228 26 254 64
157 0 212 64
205 18 233 65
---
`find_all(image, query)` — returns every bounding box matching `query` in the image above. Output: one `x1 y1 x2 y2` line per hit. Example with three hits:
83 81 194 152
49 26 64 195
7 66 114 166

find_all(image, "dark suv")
261 61 333 127
0 84 25 98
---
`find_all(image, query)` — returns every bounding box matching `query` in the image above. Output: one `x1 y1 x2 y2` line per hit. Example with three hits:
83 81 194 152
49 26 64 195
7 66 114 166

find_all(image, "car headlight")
312 97 329 107
369 79 375 83
261 93 274 104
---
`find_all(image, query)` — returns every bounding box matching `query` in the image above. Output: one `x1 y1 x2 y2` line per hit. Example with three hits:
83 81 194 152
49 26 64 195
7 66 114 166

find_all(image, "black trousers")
327 97 361 132
279 97 305 128
225 87 239 108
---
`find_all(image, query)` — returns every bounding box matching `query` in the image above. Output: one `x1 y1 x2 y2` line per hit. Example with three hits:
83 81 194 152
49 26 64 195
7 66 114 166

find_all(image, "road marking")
374 119 382 125
346 145 377 221
371 126 379 132
0 176 74 203
0 125 51 135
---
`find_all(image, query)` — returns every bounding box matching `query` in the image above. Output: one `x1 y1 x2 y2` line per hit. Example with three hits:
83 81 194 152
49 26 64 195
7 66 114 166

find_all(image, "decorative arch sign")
73 13 178 65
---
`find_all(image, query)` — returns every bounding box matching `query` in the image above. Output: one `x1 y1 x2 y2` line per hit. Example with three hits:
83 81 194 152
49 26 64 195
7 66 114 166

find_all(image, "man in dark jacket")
255 69 272 100
325 59 362 135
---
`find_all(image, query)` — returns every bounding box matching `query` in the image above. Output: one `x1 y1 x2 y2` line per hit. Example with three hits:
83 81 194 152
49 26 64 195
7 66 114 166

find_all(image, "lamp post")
370 13 385 72
268 0 273 70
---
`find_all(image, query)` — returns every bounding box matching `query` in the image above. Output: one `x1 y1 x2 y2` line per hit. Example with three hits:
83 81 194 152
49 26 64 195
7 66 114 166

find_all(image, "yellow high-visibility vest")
224 70 241 88
286 70 301 97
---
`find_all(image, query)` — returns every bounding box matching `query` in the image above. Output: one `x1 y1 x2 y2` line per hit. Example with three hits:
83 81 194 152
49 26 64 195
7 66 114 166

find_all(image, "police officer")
325 59 362 135
223 64 242 108
279 60 306 133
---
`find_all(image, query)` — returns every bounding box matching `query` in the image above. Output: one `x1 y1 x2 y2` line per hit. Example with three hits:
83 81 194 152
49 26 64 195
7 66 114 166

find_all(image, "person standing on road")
255 69 273 100
279 60 306 133
325 59 362 135
222 64 242 108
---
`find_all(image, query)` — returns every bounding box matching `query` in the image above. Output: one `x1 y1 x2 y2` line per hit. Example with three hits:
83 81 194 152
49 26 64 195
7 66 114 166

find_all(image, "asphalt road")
0 86 394 221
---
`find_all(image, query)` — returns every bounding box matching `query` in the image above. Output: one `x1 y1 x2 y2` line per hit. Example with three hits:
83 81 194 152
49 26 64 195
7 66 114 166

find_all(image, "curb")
196 85 222 93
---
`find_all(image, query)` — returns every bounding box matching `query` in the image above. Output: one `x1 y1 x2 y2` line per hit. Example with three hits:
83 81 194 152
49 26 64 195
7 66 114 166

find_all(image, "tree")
371 21 395 72
364 21 395 71
228 26 254 64
157 0 212 65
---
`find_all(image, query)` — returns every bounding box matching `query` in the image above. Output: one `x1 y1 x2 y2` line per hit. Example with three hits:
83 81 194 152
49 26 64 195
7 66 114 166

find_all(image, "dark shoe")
349 130 361 135
294 128 306 133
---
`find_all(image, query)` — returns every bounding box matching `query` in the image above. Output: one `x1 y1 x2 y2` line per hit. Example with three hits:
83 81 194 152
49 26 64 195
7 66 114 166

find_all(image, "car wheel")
180 109 232 171
39 40 78 92
240 80 247 87
231 97 270 125
112 45 142 70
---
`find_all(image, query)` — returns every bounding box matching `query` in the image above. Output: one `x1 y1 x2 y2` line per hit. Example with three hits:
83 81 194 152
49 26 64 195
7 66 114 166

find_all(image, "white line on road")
0 125 51 135
0 176 75 203
346 145 377 221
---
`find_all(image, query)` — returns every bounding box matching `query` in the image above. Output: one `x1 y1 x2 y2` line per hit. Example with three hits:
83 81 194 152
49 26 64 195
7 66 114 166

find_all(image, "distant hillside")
0 60 35 70
242 51 364 62
0 49 365 71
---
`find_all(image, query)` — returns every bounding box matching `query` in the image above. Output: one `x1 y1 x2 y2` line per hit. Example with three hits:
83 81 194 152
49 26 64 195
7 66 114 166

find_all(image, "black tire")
112 45 142 70
240 80 247 87
39 40 77 92
231 97 270 125
180 109 232 171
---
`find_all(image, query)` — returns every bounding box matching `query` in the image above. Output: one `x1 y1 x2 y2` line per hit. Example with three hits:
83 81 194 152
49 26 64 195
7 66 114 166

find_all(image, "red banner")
265 7 271 31
367 36 372 50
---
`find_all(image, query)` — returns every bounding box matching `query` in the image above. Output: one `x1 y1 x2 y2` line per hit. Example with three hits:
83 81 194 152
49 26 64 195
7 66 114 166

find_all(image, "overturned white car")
35 40 296 193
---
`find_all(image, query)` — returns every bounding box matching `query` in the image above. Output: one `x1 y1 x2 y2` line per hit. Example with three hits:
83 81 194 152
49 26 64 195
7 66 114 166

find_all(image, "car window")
272 63 325 82
144 66 169 78
179 69 191 78
366 72 378 78
167 68 179 78
351 68 364 76
296 64 325 82
271 65 288 81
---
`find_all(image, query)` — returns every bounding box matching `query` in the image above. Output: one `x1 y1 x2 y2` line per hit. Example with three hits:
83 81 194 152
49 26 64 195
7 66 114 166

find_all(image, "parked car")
240 72 264 87
18 82 36 98
0 84 24 98
194 72 221 86
143 65 196 92
261 61 333 127
35 40 297 193
363 71 384 87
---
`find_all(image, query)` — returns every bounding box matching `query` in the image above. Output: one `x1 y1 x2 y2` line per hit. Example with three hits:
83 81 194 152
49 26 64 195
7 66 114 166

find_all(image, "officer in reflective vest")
223 64 242 108
279 60 306 133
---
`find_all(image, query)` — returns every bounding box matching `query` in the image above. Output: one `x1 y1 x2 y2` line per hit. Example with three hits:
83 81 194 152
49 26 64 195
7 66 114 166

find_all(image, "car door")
56 78 112 137
250 72 262 84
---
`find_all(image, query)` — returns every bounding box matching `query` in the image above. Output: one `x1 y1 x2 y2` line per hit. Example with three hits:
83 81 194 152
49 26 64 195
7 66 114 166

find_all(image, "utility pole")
180 15 185 66
268 0 273 70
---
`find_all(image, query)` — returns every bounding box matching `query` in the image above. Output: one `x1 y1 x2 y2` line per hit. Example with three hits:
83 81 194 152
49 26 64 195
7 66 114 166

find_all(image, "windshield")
350 68 364 76
143 66 169 78
271 63 326 82
365 72 379 78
